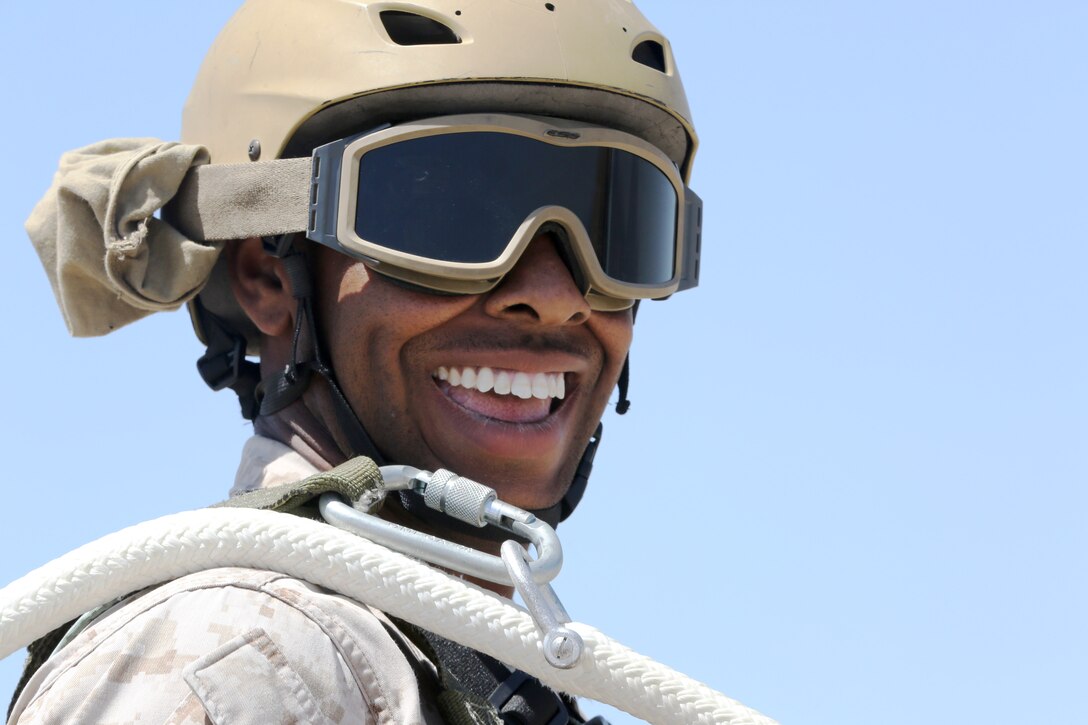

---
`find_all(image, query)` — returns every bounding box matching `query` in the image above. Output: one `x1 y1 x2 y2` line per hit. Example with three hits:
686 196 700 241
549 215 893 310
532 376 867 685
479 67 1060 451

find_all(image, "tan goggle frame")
307 114 696 312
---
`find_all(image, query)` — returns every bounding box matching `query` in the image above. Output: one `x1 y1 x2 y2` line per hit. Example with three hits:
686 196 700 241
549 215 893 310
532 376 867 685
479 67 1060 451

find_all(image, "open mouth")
432 366 570 424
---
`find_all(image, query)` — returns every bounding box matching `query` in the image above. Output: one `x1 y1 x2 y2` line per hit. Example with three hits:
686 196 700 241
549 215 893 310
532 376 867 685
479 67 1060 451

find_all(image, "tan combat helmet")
183 0 697 174
185 0 700 354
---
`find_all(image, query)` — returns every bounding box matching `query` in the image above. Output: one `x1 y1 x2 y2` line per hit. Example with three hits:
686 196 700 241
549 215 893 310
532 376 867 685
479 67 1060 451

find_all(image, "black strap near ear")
613 301 639 416
194 298 261 420
260 237 387 464
313 360 386 464
614 356 631 416
559 422 602 522
256 362 314 416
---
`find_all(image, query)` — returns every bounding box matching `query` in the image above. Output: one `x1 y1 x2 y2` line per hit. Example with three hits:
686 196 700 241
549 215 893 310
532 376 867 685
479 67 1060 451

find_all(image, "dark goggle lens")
354 132 678 285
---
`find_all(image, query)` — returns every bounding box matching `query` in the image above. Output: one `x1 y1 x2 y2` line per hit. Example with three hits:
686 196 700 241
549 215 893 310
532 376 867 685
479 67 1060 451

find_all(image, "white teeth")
434 366 567 401
476 367 494 393
512 372 532 399
532 373 549 400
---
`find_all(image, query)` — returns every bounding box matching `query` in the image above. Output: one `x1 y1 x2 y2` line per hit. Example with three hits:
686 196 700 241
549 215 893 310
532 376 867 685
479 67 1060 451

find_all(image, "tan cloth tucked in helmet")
26 138 221 337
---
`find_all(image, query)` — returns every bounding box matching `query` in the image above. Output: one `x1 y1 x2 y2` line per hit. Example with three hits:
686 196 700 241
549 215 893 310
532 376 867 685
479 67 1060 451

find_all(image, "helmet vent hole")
545 3 556 10
632 39 667 73
380 11 461 46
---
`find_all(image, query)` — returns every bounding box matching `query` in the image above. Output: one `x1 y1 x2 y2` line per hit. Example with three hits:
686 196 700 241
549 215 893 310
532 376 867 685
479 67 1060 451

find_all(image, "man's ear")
226 237 296 337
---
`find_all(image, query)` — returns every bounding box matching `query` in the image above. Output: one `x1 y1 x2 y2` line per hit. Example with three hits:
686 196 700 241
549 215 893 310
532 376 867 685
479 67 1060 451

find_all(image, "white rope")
0 508 777 725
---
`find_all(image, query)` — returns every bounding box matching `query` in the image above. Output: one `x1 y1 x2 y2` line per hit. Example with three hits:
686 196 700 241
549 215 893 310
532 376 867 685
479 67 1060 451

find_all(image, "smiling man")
11 0 700 722
287 233 631 510
231 226 633 551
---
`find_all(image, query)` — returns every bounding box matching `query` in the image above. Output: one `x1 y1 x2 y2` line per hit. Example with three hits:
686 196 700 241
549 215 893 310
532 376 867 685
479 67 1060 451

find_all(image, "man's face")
312 233 633 510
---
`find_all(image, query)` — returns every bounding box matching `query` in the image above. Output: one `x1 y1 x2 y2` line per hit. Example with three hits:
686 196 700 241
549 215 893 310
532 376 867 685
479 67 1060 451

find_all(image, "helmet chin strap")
252 237 385 463
198 234 629 530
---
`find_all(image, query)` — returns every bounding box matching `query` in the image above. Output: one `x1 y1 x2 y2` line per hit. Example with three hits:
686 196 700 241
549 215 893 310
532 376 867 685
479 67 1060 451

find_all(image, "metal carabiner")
319 465 583 667
318 465 563 586
500 540 584 669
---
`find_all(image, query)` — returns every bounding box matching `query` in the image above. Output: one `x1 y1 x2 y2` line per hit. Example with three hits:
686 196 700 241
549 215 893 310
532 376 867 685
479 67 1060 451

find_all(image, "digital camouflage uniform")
8 437 446 725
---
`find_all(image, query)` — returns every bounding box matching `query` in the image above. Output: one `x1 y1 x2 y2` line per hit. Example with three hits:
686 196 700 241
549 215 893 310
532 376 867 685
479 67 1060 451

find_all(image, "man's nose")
483 232 590 326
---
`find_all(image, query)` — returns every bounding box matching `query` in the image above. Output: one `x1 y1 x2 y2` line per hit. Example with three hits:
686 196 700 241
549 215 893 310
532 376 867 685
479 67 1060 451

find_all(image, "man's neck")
254 405 516 597
254 403 342 473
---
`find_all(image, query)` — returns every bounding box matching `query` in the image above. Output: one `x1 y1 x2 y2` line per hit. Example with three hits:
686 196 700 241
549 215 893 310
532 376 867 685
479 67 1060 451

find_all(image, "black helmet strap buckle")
194 297 261 420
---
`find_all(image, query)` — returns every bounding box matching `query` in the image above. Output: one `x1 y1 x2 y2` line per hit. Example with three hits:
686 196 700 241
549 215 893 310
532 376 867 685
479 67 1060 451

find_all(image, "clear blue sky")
1 2 1085 723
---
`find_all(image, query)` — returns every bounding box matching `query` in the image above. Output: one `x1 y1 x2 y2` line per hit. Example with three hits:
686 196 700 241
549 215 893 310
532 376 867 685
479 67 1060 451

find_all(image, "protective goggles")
305 114 702 311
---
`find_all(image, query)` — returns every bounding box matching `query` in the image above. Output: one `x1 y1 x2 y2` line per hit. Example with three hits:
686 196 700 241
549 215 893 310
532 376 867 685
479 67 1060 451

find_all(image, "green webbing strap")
7 456 384 719
212 455 385 516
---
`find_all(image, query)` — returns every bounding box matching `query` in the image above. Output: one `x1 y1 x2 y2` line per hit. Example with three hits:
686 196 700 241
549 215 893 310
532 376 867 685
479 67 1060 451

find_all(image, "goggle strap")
167 157 311 242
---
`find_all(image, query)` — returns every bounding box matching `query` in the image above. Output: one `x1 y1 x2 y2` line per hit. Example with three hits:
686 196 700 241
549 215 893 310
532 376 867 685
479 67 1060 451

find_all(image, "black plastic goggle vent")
380 10 461 46
632 39 667 73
